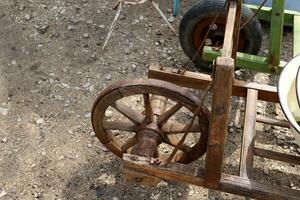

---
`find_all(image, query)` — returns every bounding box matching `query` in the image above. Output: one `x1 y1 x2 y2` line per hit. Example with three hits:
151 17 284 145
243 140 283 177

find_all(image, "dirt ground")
0 0 299 199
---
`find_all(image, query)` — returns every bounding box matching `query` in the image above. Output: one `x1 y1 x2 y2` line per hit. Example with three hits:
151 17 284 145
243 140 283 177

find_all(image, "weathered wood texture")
123 154 300 200
123 167 161 188
239 89 258 178
253 148 300 165
204 57 235 188
148 65 279 103
256 115 290 128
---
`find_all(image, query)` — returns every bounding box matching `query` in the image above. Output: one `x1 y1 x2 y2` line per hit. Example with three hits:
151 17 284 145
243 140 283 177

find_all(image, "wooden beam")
123 154 300 200
222 0 237 58
256 115 290 128
253 148 300 165
148 65 279 103
123 167 161 188
204 57 235 187
239 89 258 178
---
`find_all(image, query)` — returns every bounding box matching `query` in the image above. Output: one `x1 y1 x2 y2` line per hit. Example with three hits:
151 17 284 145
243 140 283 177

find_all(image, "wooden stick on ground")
102 1 124 50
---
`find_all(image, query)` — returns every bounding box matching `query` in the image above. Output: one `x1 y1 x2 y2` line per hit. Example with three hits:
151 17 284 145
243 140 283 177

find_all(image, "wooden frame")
122 63 300 199
122 1 300 199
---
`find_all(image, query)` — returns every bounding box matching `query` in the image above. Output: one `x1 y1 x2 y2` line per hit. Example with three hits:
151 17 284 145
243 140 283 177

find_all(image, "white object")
278 54 300 145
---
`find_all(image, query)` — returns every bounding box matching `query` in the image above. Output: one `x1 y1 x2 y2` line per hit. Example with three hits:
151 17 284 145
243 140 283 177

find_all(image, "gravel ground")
0 0 299 199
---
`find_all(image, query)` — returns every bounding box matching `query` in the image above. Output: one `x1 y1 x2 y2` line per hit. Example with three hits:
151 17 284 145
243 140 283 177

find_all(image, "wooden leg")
204 57 235 188
239 89 258 178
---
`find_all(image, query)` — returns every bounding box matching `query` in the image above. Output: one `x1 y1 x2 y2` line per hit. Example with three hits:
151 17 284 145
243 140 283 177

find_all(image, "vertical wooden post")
239 89 258 178
232 0 242 60
204 0 240 188
204 57 235 188
268 0 285 72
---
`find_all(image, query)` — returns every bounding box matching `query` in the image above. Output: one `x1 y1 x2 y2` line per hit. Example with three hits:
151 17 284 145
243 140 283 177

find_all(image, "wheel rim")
92 79 210 164
192 17 246 57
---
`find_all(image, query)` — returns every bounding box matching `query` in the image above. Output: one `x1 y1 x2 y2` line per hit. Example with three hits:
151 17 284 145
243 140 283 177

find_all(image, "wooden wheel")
91 79 210 164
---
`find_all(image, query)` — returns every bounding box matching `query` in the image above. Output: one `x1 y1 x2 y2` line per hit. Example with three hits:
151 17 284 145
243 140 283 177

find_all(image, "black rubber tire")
179 0 263 71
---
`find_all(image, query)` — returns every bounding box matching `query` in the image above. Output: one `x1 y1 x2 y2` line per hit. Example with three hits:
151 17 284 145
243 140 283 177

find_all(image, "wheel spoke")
143 93 155 122
164 135 191 153
121 137 136 152
111 102 145 125
162 122 200 134
103 120 137 132
157 103 183 126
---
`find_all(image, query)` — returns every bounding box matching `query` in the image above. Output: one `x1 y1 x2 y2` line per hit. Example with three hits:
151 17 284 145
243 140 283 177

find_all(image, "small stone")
105 74 112 80
168 16 175 23
83 82 91 88
89 131 95 137
112 197 119 200
0 190 7 198
177 192 182 197
124 47 130 55
188 190 194 196
24 14 31 20
131 64 137 71
83 33 89 38
87 143 92 148
36 118 44 124
235 70 242 76
234 124 242 129
290 182 295 187
1 137 8 143
263 168 269 175
34 20 50 34
0 107 9 115
32 192 41 198
99 24 105 29
68 25 75 31
58 155 64 160
85 113 91 118
99 144 109 152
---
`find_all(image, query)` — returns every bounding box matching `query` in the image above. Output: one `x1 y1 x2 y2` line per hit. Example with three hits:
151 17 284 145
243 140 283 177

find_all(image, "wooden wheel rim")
91 78 210 163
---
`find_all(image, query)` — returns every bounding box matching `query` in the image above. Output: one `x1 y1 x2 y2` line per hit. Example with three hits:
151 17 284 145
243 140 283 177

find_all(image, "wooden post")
239 89 258 178
204 57 235 188
204 0 239 188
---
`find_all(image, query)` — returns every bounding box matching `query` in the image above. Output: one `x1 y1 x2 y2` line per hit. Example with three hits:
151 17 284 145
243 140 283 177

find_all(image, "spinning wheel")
91 79 210 164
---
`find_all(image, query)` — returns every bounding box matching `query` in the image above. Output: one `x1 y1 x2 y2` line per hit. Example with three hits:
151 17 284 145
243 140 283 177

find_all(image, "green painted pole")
268 0 285 73
202 46 286 74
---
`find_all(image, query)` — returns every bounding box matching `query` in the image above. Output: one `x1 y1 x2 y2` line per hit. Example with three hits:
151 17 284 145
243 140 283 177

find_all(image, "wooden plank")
222 0 237 58
123 154 205 186
204 57 235 188
294 15 300 56
123 154 300 200
123 167 161 188
253 148 300 165
148 65 279 103
239 89 258 178
256 115 290 128
232 0 242 60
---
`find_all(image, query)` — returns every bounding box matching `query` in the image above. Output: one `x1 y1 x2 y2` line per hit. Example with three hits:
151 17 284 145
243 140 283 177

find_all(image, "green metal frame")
202 0 300 74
